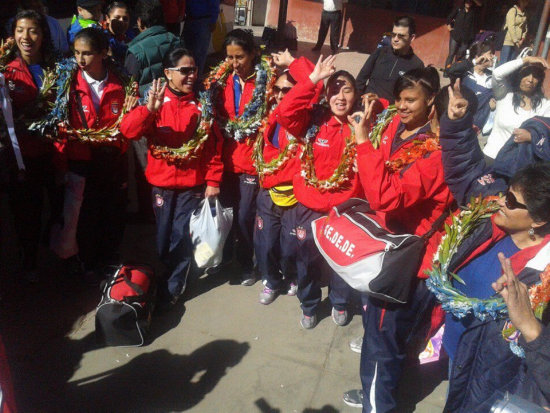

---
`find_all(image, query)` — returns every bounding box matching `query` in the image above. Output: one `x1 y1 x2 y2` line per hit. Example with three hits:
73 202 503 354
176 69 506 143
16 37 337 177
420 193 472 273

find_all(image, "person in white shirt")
483 55 550 159
311 0 347 54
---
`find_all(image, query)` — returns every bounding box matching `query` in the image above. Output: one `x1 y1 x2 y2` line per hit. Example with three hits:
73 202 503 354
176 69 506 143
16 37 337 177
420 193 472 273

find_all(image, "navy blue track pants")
293 203 351 316
359 280 436 413
152 185 202 298
219 172 259 272
253 188 297 291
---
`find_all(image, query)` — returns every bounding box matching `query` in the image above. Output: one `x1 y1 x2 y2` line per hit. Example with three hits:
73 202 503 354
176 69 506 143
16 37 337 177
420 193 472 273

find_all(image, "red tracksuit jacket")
276 77 364 212
218 68 259 175
357 115 455 279
119 88 223 189
260 57 322 189
59 69 127 161
4 57 54 159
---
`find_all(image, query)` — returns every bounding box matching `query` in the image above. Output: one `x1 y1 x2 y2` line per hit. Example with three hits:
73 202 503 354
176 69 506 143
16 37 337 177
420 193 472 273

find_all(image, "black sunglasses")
390 32 409 40
273 86 292 94
505 190 528 210
167 66 197 76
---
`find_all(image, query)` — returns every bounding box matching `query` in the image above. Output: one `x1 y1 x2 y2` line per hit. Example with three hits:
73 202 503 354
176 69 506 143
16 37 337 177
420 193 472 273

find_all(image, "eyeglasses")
390 32 409 40
273 86 292 94
167 66 197 76
505 190 528 210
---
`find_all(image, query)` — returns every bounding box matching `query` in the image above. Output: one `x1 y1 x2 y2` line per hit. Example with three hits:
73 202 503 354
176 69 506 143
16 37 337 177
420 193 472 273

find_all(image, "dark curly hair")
11 9 56 68
510 162 550 235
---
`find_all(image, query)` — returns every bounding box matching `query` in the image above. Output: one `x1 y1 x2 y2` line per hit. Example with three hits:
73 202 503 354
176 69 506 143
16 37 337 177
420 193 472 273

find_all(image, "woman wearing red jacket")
120 47 223 307
275 55 361 329
2 10 61 282
346 67 454 413
54 27 130 281
253 51 321 305
211 29 268 285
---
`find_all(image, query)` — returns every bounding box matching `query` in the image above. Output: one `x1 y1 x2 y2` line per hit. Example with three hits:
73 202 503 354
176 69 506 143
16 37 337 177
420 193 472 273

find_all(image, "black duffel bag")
95 264 156 347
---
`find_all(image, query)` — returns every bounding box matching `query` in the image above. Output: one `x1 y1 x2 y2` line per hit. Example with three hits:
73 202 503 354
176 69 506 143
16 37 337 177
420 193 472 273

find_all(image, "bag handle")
333 198 372 216
421 201 456 241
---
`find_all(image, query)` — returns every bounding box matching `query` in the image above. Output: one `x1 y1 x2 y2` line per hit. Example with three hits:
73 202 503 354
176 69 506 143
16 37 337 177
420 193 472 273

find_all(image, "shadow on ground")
255 397 339 413
63 339 250 413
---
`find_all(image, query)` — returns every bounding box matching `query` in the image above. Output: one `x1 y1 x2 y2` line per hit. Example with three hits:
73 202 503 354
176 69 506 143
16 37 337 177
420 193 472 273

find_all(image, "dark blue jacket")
438 114 550 412
186 0 220 24
493 116 550 179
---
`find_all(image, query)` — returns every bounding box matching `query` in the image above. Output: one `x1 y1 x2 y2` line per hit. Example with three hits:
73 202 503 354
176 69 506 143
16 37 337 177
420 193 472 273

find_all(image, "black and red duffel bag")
95 265 156 347
312 198 448 304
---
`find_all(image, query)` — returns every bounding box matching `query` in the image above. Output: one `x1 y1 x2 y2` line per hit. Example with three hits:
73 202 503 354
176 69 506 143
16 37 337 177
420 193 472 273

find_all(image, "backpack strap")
421 200 457 241
73 91 89 129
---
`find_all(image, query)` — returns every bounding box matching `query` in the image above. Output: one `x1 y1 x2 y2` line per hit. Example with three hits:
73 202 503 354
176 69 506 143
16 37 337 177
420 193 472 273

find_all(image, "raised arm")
274 55 336 137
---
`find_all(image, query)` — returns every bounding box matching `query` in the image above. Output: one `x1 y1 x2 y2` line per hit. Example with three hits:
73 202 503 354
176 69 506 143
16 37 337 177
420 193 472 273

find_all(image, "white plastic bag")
189 197 233 269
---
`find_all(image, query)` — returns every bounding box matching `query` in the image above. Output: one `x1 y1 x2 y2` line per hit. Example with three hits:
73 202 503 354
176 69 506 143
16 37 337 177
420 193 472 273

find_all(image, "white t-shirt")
323 0 344 11
483 94 550 158
82 70 108 113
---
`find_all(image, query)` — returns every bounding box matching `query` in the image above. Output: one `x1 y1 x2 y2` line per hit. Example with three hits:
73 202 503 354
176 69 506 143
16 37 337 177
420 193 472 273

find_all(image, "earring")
528 227 536 241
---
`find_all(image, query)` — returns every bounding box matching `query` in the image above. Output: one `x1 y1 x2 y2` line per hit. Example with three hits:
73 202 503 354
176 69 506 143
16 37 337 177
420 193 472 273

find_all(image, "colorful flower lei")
148 92 213 166
252 115 301 181
385 132 440 173
202 55 276 143
300 106 357 191
426 196 503 320
368 104 397 149
29 57 137 144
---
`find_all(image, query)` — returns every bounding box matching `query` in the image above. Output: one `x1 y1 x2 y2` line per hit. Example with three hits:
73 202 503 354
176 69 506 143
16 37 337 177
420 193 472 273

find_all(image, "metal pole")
276 0 289 47
542 26 550 58
533 0 550 56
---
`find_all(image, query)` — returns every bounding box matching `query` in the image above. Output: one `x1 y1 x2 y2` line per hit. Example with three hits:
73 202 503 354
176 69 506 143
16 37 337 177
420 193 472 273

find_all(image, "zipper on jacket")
389 58 398 78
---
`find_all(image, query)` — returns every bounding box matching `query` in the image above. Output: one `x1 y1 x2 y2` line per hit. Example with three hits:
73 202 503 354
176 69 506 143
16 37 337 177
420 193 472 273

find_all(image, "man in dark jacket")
124 0 182 222
444 0 481 71
355 15 424 104
124 0 182 96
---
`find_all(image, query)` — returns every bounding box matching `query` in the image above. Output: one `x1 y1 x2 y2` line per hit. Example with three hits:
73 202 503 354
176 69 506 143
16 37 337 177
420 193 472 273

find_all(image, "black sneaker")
343 389 363 408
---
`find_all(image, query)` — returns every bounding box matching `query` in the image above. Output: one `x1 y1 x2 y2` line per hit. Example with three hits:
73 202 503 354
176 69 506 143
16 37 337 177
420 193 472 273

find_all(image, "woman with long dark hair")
483 55 550 159
2 9 60 282
346 66 456 412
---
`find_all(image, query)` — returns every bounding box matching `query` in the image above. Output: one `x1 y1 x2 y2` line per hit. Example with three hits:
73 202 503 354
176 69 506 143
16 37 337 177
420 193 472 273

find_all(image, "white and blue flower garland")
426 196 506 321
202 55 275 143
30 57 136 143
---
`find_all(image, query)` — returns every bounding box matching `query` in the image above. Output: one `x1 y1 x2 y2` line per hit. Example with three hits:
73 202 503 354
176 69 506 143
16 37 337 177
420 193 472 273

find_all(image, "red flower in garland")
385 132 440 173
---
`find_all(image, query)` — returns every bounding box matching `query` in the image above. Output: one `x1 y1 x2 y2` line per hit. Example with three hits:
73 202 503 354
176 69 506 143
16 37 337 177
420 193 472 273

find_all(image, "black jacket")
447 6 477 43
355 46 424 103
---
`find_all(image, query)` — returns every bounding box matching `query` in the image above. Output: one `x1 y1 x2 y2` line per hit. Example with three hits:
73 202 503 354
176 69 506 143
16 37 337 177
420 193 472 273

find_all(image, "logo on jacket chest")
315 138 330 148
296 226 306 241
111 100 120 115
382 135 389 145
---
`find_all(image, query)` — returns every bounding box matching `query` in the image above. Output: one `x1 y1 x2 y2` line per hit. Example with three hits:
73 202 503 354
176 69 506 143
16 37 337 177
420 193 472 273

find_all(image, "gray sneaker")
343 389 364 408
286 281 298 296
349 336 363 353
331 307 349 326
241 271 256 286
300 313 318 329
259 286 278 305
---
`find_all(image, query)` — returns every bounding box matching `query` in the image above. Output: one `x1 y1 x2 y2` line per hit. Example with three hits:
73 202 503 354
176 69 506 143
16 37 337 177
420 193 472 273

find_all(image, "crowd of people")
0 0 549 412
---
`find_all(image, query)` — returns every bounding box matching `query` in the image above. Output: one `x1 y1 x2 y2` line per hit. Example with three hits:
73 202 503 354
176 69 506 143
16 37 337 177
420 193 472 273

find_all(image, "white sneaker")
349 336 362 354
